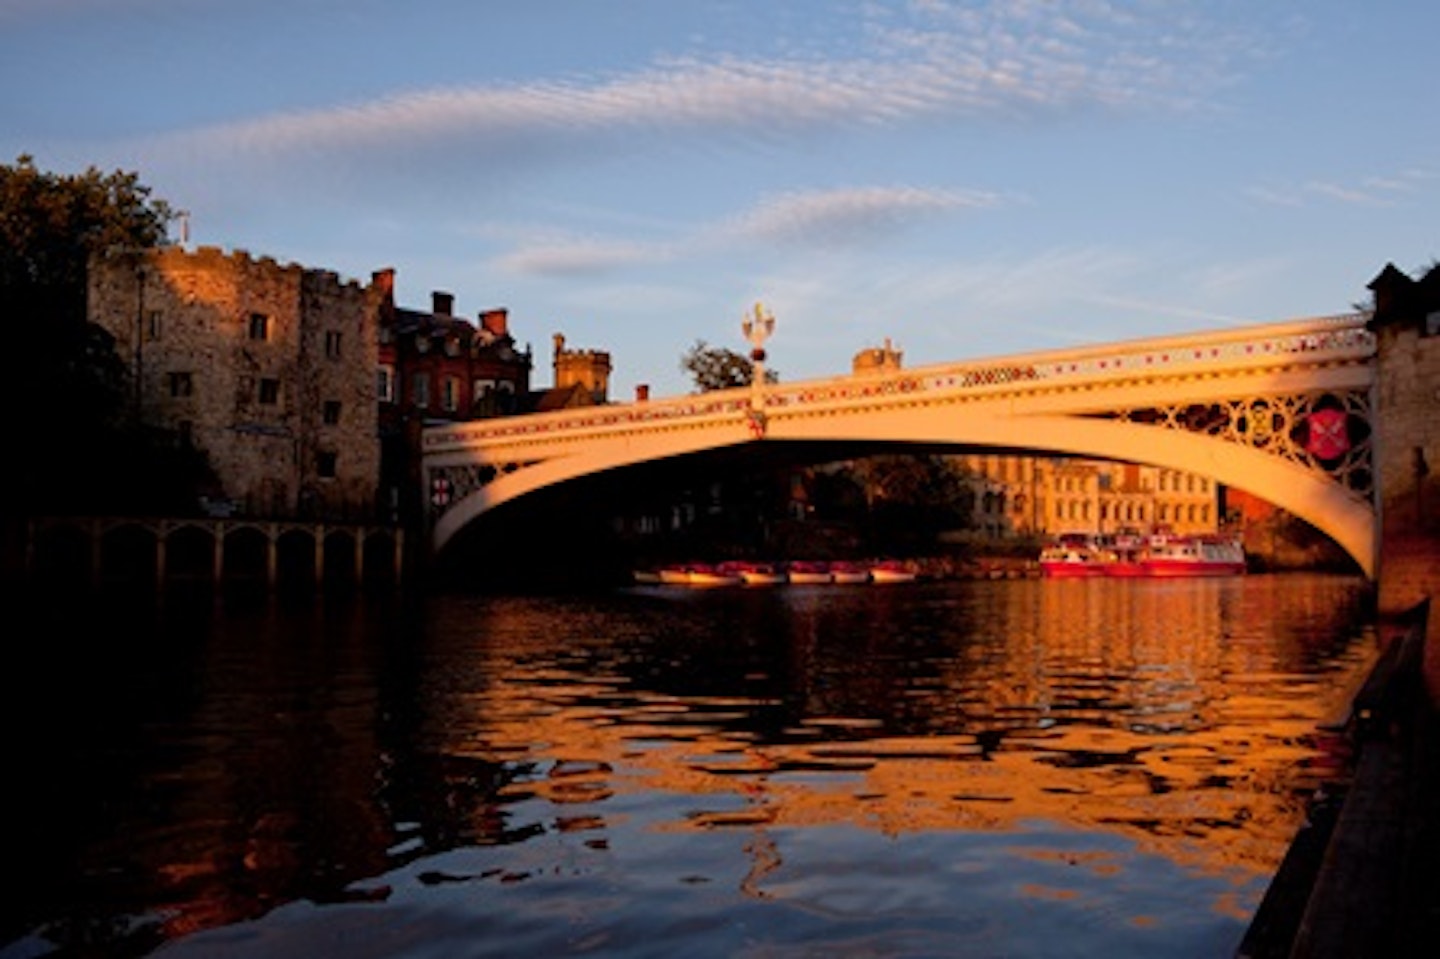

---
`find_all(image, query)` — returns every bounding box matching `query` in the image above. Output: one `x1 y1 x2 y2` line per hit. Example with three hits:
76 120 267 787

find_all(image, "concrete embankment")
1238 599 1439 958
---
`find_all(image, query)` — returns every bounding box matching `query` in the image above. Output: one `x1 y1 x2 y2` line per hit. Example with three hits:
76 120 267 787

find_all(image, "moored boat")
786 561 833 584
1038 531 1246 578
737 562 787 585
1140 535 1246 577
868 559 918 584
1100 532 1147 577
1038 534 1108 578
685 562 742 586
829 561 871 585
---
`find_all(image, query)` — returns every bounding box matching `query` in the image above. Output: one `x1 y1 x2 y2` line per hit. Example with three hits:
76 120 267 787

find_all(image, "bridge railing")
423 313 1372 452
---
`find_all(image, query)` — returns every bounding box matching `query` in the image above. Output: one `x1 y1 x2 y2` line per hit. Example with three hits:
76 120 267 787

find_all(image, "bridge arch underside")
431 406 1375 579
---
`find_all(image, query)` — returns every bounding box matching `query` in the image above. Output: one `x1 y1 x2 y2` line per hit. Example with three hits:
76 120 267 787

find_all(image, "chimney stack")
432 291 454 316
480 308 509 337
371 268 396 298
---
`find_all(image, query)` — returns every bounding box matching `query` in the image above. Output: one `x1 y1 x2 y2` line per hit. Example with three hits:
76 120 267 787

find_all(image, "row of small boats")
635 559 919 587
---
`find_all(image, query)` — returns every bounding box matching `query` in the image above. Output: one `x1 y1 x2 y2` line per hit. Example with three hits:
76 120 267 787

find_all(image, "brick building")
375 272 533 423
88 245 381 520
373 273 535 525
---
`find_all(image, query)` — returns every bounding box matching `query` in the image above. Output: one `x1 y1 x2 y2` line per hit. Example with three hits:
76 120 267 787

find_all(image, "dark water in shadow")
1 574 1375 957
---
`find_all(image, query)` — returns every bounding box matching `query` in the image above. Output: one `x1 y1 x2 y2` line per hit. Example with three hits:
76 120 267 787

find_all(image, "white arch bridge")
422 314 1378 576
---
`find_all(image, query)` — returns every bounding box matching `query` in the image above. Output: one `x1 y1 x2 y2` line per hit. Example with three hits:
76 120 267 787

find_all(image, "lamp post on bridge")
741 301 775 412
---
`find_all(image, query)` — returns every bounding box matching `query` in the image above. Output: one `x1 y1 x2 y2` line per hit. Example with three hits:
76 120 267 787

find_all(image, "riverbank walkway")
1238 599 1440 958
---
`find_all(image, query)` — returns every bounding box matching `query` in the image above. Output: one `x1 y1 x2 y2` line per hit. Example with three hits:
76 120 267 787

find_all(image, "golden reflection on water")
19 575 1376 955
420 575 1376 886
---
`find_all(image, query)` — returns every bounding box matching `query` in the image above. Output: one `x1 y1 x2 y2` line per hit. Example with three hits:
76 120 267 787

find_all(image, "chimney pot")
481 308 509 337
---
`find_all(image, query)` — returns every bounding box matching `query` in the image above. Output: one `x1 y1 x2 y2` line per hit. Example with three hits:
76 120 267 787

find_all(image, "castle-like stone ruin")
88 245 381 520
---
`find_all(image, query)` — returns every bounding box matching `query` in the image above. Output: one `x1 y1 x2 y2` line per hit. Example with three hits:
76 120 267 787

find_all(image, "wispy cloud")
1246 164 1434 208
494 237 663 277
146 0 1259 166
495 184 1007 277
720 185 1005 245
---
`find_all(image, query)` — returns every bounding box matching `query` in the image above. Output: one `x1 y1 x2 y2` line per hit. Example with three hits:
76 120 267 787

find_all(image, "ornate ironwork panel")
1088 390 1373 499
428 461 538 519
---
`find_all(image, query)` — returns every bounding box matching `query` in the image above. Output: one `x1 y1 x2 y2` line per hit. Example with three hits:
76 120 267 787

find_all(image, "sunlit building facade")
955 454 1222 540
88 245 382 520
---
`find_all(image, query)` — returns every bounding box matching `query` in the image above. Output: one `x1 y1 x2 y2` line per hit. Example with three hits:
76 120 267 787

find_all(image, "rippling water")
2 574 1376 958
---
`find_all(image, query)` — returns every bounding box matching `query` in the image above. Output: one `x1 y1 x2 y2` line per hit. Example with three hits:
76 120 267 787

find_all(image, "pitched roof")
525 382 596 413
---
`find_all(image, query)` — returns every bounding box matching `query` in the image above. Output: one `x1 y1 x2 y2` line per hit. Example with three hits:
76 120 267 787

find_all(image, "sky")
3 0 1436 399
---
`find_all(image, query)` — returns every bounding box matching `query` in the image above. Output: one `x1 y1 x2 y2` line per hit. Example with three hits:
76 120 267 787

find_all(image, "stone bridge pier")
1368 263 1440 619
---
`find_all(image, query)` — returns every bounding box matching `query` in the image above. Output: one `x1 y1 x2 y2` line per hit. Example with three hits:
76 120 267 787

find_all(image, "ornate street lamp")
741 301 775 412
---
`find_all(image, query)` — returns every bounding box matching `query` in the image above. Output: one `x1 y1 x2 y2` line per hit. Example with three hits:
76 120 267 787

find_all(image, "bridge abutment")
1368 263 1440 618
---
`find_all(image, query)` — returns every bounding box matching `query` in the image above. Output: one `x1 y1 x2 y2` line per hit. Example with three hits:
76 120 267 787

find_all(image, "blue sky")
3 0 1436 398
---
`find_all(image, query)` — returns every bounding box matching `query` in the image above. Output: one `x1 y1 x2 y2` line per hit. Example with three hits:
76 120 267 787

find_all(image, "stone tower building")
1366 261 1440 615
87 245 381 520
551 333 611 405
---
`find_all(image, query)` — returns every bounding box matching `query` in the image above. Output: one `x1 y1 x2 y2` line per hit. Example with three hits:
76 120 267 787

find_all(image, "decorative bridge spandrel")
423 314 1378 575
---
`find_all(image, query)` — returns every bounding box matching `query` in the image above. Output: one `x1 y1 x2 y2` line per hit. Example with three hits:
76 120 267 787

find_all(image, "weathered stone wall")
88 246 380 519
1373 321 1440 615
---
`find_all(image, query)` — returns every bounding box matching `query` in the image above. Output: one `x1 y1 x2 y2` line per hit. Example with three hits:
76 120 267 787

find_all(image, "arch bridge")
422 315 1377 576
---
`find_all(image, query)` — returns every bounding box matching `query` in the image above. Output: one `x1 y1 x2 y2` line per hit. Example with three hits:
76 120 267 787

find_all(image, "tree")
2 155 174 329
680 339 779 392
850 454 972 552
1 155 185 517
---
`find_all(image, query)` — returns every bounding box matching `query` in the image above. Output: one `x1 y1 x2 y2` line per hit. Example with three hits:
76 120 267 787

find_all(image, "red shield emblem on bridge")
1304 408 1350 461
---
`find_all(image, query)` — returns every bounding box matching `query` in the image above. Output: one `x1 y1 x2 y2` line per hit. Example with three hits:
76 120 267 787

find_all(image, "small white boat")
829 561 870 585
685 563 742 587
738 562 787 585
786 561 833 584
868 560 917 584
658 566 693 585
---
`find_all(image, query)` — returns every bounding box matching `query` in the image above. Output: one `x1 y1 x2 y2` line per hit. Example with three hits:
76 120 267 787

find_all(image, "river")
1 573 1377 958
